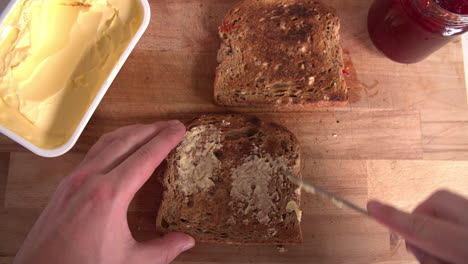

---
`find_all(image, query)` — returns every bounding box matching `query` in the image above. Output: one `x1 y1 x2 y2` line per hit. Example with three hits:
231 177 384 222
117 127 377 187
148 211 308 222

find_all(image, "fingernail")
168 120 183 128
181 237 195 251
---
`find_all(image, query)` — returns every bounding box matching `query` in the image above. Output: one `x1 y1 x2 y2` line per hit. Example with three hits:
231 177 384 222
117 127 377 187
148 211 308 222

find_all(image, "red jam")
368 0 468 63
220 21 238 34
435 0 468 14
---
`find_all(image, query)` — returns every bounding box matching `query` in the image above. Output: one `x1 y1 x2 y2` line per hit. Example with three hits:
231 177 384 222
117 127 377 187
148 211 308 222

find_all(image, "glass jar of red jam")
368 0 468 64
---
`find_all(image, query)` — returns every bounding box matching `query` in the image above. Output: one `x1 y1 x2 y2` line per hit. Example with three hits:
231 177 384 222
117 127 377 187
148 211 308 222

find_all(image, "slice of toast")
214 0 347 107
156 114 302 244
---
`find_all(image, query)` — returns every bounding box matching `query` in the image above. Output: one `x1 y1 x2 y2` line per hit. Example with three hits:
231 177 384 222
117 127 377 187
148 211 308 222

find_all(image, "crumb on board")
277 245 288 253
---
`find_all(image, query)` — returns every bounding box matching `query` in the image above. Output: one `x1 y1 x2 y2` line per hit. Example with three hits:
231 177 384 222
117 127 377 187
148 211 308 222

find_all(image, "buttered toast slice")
156 114 302 244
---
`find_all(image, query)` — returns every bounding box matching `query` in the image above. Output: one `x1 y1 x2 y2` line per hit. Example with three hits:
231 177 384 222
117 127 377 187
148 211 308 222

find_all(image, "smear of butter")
331 198 344 209
176 125 222 196
0 0 143 149
286 200 302 222
230 155 288 225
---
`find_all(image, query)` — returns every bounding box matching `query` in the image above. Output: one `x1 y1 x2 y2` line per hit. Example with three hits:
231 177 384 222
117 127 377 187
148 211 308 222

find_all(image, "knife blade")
286 173 370 217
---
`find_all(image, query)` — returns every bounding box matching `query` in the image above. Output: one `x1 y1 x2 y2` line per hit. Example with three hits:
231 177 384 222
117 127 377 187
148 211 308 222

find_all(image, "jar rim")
429 0 468 18
406 0 468 34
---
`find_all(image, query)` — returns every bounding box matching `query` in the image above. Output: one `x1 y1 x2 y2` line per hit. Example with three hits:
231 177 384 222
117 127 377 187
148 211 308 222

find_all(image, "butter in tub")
0 0 143 149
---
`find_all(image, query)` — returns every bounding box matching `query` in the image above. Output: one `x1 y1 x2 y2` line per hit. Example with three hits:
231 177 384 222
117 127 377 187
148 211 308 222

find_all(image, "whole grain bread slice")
214 0 347 107
156 114 302 244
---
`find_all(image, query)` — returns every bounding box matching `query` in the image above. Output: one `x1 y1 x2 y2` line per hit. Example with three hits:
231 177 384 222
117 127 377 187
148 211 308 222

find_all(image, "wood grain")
5 152 84 209
72 109 424 159
0 209 40 256
367 160 468 210
0 258 15 264
0 153 9 209
1 0 468 263
1 0 467 159
0 137 19 153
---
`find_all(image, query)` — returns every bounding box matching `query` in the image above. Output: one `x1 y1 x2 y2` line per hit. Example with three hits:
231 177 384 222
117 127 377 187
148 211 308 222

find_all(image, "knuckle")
99 124 148 144
99 131 115 142
121 124 145 134
66 172 86 191
99 125 136 142
428 189 452 203
113 134 133 147
87 181 117 204
61 169 90 194
433 189 451 198
136 146 153 160
409 214 430 237
164 129 185 143
112 125 152 147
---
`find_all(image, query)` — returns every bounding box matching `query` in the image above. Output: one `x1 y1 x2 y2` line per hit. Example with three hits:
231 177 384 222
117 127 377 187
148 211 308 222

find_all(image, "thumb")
136 232 195 264
367 200 468 264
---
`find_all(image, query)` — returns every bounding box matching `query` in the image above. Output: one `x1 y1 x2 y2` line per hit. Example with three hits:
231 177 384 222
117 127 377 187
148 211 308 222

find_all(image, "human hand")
368 190 468 264
14 120 194 264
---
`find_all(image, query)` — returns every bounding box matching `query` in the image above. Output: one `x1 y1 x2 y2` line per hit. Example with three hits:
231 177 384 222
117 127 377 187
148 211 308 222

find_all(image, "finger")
81 125 143 164
406 243 426 263
368 200 468 264
136 232 195 264
78 122 170 175
414 190 468 226
406 243 449 264
62 123 170 196
111 120 185 200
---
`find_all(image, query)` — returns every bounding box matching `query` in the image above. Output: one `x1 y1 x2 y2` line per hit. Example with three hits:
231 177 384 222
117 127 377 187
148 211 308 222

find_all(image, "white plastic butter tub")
0 0 151 157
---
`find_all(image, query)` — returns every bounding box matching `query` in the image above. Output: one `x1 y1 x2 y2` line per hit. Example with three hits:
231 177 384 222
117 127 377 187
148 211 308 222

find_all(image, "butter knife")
287 173 370 217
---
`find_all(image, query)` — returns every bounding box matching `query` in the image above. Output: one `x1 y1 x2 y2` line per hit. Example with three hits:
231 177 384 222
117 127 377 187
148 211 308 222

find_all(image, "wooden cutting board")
1 0 468 263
